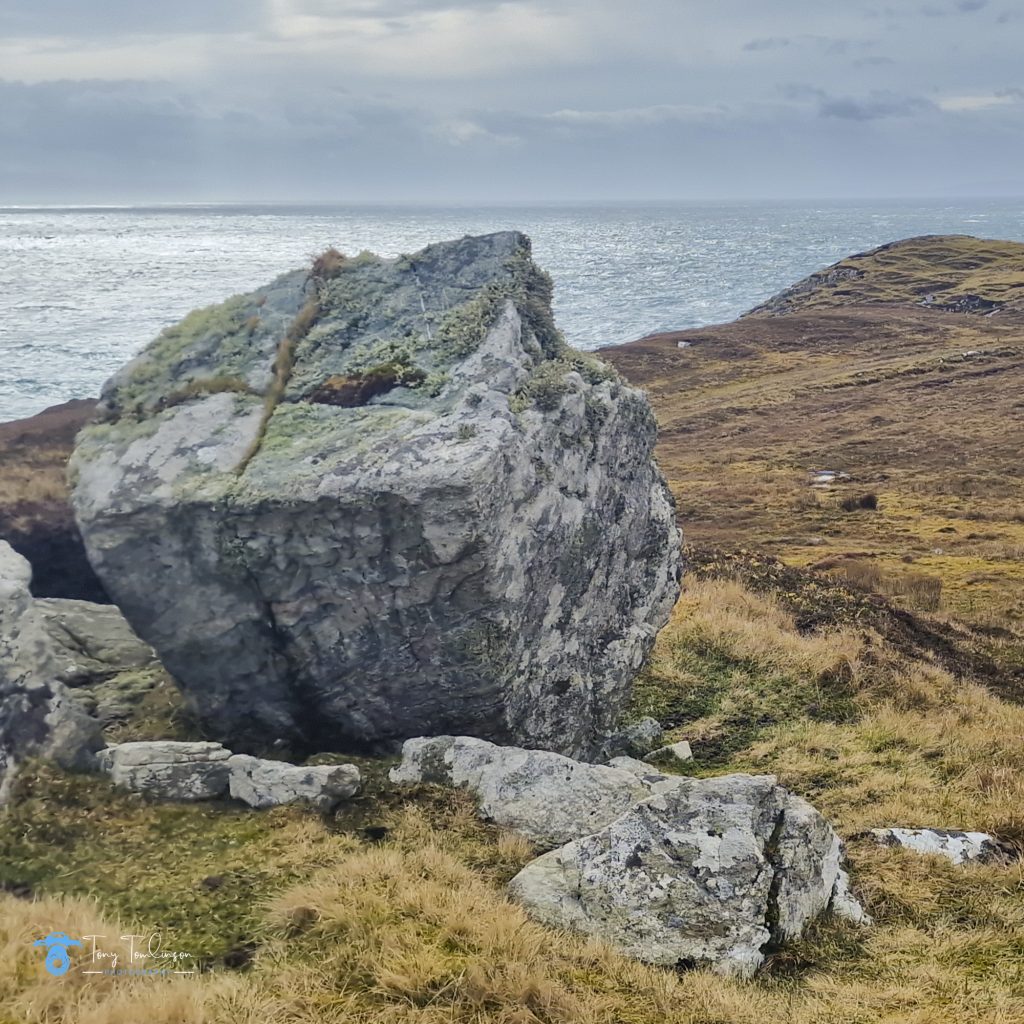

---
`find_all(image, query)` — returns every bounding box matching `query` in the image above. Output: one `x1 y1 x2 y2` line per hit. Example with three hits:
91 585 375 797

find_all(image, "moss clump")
510 351 619 413
158 375 254 412
435 244 569 361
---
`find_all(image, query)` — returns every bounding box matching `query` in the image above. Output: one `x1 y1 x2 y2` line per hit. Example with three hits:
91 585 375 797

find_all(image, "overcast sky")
1 0 1022 202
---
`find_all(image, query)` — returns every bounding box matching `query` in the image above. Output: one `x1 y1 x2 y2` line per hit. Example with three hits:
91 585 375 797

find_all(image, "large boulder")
0 542 104 802
508 774 866 978
70 232 682 759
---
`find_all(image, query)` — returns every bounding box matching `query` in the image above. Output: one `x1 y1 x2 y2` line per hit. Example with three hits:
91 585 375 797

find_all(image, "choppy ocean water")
2 200 1023 421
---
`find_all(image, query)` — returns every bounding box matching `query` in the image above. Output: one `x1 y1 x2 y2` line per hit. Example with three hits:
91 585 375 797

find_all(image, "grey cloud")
819 91 935 119
743 37 793 51
0 0 261 36
958 0 988 10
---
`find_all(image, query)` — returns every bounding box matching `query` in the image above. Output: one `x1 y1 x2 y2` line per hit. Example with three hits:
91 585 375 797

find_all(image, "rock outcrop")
0 542 104 801
508 773 866 978
70 232 682 759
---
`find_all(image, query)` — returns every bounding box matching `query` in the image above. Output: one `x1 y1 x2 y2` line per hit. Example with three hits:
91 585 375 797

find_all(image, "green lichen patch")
510 351 619 413
103 293 271 422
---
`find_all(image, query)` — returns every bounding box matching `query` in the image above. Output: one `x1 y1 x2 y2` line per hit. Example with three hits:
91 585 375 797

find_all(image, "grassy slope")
3 235 1024 1023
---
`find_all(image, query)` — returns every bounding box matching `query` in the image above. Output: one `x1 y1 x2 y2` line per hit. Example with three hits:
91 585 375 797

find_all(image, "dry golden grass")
602 249 1024 631
6 576 1024 1024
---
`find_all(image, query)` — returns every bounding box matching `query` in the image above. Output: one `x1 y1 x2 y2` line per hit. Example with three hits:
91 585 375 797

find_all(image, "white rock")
644 740 693 764
228 754 361 810
390 735 659 846
97 740 231 800
508 773 866 978
870 827 1014 865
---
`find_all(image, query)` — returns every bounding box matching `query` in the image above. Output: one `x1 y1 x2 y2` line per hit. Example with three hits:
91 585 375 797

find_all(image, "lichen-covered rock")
70 232 681 758
508 773 866 978
391 735 668 846
601 716 664 759
0 541 104 802
34 598 157 687
228 754 360 810
869 827 1015 865
97 740 232 800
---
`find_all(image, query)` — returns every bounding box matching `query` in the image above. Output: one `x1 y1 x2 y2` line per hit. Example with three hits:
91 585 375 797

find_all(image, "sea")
2 199 1023 421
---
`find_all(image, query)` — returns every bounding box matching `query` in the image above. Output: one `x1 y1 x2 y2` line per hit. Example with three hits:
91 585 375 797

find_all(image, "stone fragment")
869 827 1015 865
644 740 693 764
97 740 231 801
390 735 656 847
228 754 360 810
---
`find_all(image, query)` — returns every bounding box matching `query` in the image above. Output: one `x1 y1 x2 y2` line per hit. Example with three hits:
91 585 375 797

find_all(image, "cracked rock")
508 773 866 977
69 232 681 759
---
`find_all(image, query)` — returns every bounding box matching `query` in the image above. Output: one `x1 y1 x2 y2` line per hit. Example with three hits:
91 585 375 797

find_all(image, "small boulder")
97 740 231 801
869 827 1015 865
508 773 866 978
602 716 665 759
644 740 693 765
390 735 659 846
228 754 361 810
1 541 103 802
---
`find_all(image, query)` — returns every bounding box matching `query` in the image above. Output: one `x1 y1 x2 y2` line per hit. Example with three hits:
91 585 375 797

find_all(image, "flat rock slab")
390 735 675 847
228 754 360 810
870 827 1015 865
97 740 232 801
70 232 681 760
508 773 867 978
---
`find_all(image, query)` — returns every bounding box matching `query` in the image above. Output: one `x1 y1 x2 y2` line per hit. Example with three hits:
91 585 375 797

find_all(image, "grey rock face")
228 754 361 810
869 827 1015 865
508 773 866 978
97 740 232 801
0 542 104 801
70 232 682 758
391 735 663 846
34 598 157 687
